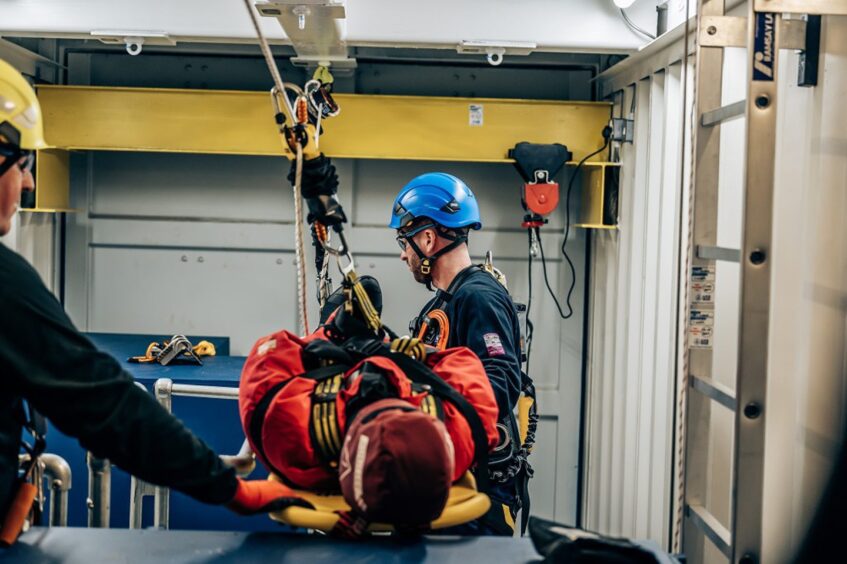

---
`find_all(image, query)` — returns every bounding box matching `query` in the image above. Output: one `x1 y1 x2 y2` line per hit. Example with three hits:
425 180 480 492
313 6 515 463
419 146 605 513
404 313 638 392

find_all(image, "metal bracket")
798 15 822 87
698 16 807 50
610 117 634 143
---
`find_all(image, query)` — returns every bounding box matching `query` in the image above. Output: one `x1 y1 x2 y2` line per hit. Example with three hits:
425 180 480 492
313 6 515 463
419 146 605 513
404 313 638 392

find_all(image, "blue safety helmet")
389 172 482 231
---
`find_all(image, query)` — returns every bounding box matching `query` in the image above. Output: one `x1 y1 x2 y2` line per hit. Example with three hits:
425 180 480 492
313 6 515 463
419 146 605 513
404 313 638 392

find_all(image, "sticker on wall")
689 324 714 349
469 104 484 126
689 309 714 349
691 282 715 305
691 265 715 282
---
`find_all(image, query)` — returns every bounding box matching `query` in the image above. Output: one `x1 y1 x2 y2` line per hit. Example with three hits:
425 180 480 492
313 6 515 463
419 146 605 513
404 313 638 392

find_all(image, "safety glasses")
395 222 434 251
0 144 34 176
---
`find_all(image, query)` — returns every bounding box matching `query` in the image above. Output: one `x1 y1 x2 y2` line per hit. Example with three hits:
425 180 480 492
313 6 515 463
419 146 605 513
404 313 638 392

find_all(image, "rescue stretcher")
139 373 535 534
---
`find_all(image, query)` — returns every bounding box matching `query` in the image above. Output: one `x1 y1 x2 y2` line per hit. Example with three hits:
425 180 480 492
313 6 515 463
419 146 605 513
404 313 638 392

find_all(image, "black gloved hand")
288 155 347 226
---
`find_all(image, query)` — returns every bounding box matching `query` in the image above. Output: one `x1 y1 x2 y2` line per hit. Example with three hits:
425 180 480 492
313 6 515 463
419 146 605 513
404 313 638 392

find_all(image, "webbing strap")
249 364 347 480
310 373 344 468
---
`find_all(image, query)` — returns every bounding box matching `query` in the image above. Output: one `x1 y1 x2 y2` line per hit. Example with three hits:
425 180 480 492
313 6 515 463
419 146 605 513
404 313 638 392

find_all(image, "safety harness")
411 260 539 534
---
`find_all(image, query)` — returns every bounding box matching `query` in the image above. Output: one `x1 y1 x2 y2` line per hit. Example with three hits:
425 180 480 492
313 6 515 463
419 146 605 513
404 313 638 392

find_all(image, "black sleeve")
452 287 523 418
0 258 238 505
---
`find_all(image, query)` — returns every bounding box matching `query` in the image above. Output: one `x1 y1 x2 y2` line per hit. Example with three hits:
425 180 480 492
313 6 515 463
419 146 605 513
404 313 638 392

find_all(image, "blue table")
47 332 279 531
8 527 541 563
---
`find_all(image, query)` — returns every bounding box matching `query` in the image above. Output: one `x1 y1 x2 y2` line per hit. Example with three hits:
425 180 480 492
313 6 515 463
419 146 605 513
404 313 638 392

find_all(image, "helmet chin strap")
406 227 468 291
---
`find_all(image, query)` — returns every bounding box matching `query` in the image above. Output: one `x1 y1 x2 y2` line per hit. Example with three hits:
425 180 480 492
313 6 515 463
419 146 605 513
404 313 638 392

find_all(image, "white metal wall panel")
585 61 686 546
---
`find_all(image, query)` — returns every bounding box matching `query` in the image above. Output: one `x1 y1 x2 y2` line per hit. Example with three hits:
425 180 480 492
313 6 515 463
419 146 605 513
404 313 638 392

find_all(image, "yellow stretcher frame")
268 471 490 533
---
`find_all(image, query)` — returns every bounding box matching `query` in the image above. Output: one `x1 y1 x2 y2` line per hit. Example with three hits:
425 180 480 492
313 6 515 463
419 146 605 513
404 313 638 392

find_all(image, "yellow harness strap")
311 374 344 469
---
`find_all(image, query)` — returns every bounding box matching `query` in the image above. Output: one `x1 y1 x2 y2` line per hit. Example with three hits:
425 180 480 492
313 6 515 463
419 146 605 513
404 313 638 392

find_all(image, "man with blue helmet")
391 173 527 536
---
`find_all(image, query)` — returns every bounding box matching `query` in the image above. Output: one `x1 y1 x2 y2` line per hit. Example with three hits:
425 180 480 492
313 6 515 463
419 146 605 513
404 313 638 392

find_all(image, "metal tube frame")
86 452 111 528
39 453 72 527
129 378 244 530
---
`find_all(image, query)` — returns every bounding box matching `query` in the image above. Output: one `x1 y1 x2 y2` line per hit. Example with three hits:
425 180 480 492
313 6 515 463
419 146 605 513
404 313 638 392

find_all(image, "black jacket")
0 243 237 519
417 267 523 419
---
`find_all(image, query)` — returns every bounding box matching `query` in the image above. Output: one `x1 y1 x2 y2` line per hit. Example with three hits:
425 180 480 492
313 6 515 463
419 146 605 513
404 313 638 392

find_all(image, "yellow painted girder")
38 86 612 163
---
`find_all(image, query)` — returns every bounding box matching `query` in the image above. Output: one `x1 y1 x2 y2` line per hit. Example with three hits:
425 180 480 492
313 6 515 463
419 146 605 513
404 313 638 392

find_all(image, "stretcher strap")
389 336 427 361
249 365 346 481
310 374 344 469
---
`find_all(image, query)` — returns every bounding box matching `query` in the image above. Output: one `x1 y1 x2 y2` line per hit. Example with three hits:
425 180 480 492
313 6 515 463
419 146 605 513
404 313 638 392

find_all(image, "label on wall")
469 104 484 126
689 264 715 348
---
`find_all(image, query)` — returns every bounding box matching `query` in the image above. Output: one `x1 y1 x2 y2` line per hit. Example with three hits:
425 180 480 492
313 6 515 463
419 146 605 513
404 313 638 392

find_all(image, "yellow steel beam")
38 86 611 163
32 149 73 212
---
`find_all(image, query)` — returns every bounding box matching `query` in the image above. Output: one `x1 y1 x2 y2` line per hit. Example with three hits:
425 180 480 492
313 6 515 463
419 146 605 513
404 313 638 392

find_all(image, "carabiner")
320 230 349 257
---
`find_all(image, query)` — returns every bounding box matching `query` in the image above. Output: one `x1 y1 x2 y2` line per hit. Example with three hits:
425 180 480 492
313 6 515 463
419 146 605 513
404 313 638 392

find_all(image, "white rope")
242 0 310 334
241 0 295 123
294 143 310 335
672 0 697 553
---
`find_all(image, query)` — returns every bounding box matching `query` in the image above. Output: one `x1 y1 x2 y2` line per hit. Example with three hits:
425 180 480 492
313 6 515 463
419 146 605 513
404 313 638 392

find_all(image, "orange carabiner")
416 309 450 351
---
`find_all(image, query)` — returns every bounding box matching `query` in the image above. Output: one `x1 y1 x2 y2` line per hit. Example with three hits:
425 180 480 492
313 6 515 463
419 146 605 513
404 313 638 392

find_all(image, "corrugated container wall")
585 57 692 548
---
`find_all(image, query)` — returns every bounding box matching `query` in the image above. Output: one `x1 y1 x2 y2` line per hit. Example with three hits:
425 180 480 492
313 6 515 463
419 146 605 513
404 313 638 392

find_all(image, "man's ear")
422 227 439 252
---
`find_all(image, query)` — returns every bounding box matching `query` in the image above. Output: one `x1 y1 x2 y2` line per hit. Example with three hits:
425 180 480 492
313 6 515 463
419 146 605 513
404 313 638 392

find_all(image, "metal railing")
128 378 253 530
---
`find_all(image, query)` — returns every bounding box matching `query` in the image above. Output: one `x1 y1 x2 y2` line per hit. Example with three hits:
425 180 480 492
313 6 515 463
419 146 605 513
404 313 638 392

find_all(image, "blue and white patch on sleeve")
483 332 505 357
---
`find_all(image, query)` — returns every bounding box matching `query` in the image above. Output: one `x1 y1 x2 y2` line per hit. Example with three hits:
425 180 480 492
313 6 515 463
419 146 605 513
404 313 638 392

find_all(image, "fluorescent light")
613 0 637 8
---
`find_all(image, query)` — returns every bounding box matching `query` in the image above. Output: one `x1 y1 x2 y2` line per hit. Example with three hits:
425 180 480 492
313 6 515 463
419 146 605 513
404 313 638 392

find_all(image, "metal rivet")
755 94 770 109
707 25 717 35
369 263 375 269
181 255 188 262
750 249 766 265
743 403 762 419
197 256 204 263
276 258 283 265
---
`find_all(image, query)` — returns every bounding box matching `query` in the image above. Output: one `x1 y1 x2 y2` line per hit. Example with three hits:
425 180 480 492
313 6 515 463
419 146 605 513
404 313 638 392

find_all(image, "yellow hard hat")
0 58 47 150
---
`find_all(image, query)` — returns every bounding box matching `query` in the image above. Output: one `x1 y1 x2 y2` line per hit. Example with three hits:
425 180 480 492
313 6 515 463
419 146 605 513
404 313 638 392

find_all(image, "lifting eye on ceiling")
125 37 144 56
456 40 535 67
486 48 505 67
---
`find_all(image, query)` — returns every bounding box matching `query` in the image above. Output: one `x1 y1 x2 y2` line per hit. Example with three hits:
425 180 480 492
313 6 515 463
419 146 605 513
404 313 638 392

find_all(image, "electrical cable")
620 8 657 41
537 136 611 320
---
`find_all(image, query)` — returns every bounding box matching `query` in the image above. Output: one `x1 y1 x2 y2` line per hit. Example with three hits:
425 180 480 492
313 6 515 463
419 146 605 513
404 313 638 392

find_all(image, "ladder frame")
678 1 841 562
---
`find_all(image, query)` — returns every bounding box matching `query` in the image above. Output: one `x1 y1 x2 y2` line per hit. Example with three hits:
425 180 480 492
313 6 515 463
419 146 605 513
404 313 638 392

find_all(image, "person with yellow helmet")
0 59 298 545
